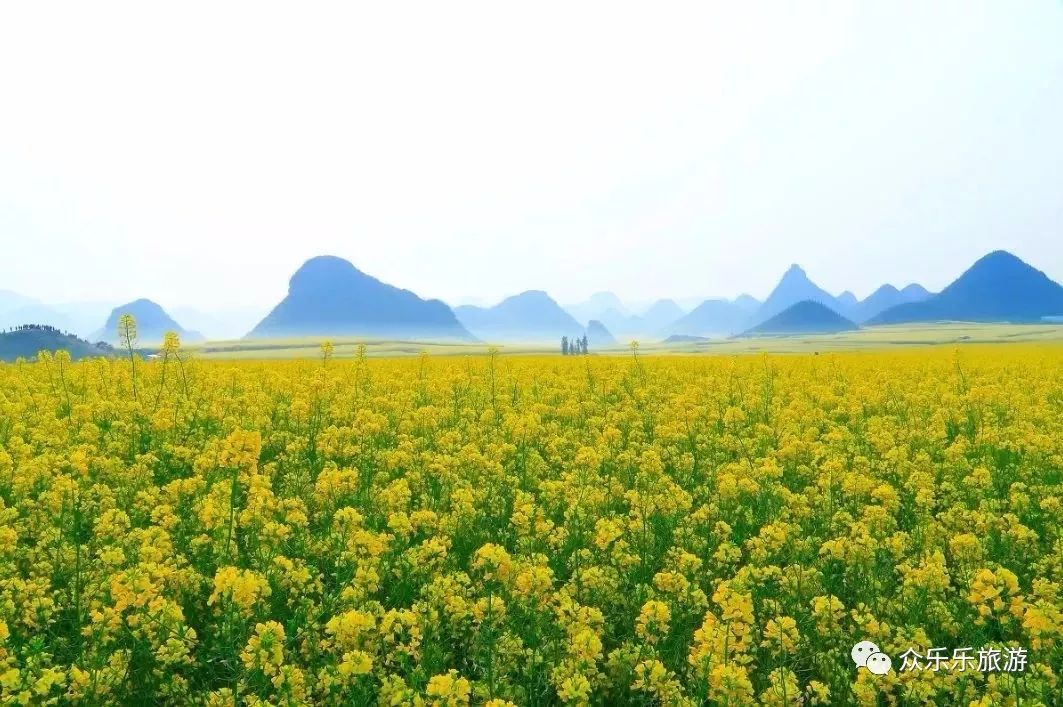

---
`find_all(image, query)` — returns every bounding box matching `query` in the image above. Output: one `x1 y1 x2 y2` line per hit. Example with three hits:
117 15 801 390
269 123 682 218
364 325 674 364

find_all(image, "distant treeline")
2 323 114 351
561 334 589 355
4 323 73 335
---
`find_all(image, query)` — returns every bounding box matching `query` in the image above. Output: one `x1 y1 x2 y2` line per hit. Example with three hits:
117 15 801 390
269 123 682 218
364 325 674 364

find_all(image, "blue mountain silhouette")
667 299 749 336
741 300 857 336
870 251 1063 324
752 264 843 325
455 291 581 342
584 319 616 347
248 256 472 340
93 299 203 344
854 283 931 322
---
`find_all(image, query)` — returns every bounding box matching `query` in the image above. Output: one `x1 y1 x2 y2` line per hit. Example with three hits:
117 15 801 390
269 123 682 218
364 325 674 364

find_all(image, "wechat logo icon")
852 640 892 675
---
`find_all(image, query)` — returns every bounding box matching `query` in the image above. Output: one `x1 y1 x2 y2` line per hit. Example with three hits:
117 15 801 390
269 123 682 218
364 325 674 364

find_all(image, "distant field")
642 322 1063 354
190 322 1063 359
192 337 553 359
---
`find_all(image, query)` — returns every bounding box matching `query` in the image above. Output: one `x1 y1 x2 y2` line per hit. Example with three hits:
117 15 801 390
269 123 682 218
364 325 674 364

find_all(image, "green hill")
740 300 858 337
0 325 113 362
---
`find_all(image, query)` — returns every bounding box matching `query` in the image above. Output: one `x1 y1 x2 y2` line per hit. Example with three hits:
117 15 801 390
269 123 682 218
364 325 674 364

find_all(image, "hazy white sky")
1 1 1061 310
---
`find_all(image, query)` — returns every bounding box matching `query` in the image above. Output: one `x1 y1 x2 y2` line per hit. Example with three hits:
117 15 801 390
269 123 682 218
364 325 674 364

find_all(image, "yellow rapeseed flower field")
0 345 1060 705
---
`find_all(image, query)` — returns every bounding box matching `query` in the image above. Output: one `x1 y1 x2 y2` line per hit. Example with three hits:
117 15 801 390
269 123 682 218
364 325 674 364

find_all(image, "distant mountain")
565 292 628 325
667 299 748 337
584 319 616 348
594 299 685 337
249 256 472 340
0 290 38 312
586 318 620 346
663 334 709 343
638 299 685 331
455 290 581 342
0 302 68 332
900 283 931 301
854 283 932 322
597 307 636 336
93 299 204 344
0 291 69 331
0 325 113 362
48 302 117 338
0 292 120 338
835 291 859 319
753 265 842 325
870 251 1063 325
740 300 858 337
732 294 761 313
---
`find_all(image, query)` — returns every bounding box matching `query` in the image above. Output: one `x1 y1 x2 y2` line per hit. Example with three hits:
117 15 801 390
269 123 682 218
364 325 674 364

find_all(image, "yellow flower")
761 616 800 654
806 680 831 705
968 567 1021 622
0 344 1059 705
569 627 602 663
425 670 471 706
632 659 687 703
208 566 271 615
810 595 845 636
325 609 376 651
337 650 373 678
708 664 755 706
240 621 285 676
162 331 181 354
472 543 514 584
635 600 671 644
760 667 800 707
556 671 592 705
949 532 983 564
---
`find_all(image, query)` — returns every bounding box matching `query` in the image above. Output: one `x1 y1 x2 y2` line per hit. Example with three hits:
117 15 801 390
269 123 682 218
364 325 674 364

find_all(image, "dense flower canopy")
0 345 1060 705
